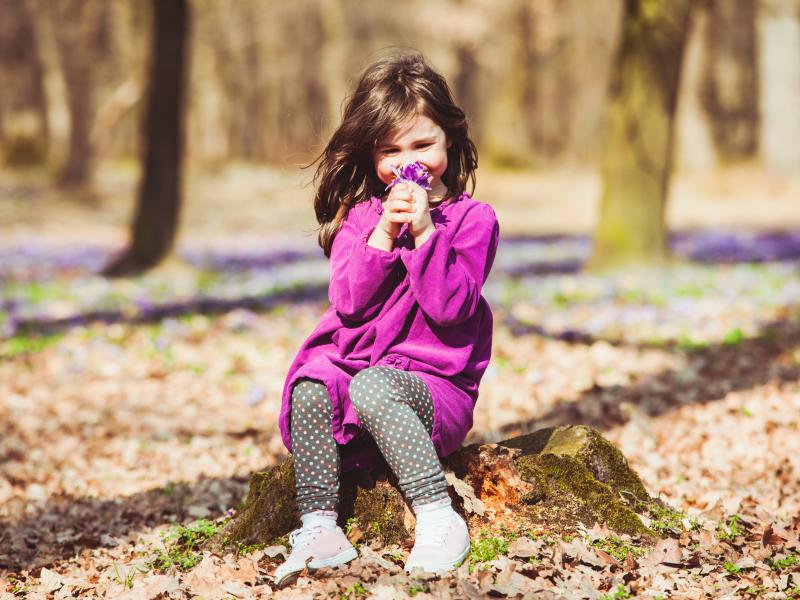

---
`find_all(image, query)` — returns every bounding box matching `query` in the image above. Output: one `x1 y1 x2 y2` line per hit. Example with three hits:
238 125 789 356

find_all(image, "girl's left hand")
393 181 434 238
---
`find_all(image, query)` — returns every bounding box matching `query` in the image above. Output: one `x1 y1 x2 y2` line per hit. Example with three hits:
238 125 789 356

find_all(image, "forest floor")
0 163 799 598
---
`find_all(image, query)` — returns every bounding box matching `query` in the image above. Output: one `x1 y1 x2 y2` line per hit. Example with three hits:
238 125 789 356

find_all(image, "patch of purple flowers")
385 161 432 191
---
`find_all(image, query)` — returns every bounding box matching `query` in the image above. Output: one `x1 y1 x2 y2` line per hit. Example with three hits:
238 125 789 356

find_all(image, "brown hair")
306 52 478 258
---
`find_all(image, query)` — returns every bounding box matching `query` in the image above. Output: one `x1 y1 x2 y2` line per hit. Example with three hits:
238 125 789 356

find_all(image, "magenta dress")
279 191 500 472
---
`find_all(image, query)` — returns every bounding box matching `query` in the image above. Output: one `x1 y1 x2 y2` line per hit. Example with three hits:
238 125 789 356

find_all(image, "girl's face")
373 113 452 197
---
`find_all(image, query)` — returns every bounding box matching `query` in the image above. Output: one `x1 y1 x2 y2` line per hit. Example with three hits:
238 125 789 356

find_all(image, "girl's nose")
401 151 422 165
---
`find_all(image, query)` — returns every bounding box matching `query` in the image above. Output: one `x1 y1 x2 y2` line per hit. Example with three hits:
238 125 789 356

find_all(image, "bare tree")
700 0 759 162
103 0 190 277
758 0 800 172
0 0 49 166
48 0 112 188
517 0 572 160
590 0 694 268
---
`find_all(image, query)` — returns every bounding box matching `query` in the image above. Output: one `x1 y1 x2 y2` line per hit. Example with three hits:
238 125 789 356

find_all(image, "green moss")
346 478 409 546
217 458 414 551
236 541 267 555
518 453 653 536
503 426 654 536
541 426 650 504
209 459 299 551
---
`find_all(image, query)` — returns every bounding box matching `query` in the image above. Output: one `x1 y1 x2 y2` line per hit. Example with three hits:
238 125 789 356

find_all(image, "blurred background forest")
2 0 799 268
5 0 800 171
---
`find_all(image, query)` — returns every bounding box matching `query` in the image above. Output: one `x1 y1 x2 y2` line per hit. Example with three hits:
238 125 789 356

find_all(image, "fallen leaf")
358 546 396 571
641 538 682 567
222 580 252 598
594 548 620 567
445 471 485 516
559 539 605 568
262 544 286 558
507 536 541 558
346 522 364 545
39 568 63 593
762 524 786 547
700 499 725 521
457 575 485 600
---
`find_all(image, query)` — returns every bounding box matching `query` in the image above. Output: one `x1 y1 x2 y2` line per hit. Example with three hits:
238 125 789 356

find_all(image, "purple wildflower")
385 161 432 191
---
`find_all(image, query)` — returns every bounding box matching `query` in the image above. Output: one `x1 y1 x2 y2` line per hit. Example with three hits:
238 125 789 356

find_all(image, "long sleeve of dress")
328 209 401 322
400 203 500 327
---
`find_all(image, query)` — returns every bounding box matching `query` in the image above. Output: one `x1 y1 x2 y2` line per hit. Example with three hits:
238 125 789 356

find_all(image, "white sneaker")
404 497 471 573
273 511 358 587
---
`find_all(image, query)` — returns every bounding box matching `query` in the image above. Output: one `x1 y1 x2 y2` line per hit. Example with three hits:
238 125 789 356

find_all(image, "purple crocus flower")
385 161 432 191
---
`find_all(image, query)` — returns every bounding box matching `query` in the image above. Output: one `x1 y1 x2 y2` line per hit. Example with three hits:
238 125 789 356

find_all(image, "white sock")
413 496 453 519
300 509 338 530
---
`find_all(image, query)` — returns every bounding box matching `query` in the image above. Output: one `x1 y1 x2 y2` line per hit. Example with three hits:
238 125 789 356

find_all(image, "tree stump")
210 425 662 551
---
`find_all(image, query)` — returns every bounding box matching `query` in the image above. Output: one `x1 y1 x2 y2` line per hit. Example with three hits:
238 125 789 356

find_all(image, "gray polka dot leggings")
290 366 449 516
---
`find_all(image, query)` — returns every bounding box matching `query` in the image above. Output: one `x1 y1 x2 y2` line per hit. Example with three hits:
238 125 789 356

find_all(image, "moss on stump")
211 425 661 551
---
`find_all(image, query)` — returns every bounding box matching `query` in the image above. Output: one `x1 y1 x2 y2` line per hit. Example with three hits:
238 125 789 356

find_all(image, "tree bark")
102 0 189 277
758 0 800 172
700 0 759 162
210 426 666 553
590 0 694 268
0 0 50 166
49 0 111 188
518 0 572 160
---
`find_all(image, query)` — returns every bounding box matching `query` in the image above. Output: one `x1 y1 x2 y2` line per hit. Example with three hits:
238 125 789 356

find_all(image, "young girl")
274 52 500 586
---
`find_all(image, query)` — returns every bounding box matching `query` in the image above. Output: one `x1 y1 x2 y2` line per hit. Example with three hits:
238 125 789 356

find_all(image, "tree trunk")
590 0 694 268
518 0 572 161
210 426 666 554
0 0 50 166
453 43 481 142
102 0 189 278
758 0 800 172
676 4 717 171
700 0 759 162
49 0 111 188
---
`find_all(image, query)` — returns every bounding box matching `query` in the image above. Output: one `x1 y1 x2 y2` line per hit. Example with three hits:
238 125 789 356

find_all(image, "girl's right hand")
378 182 415 238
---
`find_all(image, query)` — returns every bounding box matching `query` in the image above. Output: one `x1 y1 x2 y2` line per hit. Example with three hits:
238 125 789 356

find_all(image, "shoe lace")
415 514 453 547
288 524 324 549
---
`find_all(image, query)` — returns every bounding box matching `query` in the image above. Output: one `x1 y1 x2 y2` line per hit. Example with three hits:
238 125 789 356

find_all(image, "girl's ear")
446 138 453 149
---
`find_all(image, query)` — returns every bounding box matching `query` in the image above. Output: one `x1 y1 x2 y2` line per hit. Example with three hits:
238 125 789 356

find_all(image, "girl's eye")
382 144 431 155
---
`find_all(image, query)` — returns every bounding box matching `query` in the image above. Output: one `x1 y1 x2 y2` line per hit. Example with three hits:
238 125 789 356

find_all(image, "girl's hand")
379 181 434 239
